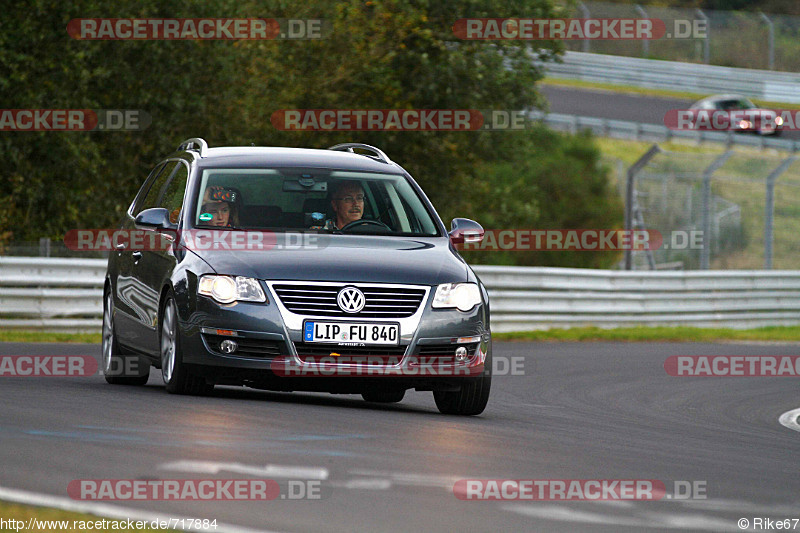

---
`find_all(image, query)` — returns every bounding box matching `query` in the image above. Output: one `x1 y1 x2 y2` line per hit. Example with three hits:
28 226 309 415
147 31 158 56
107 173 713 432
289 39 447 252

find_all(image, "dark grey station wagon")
103 139 491 415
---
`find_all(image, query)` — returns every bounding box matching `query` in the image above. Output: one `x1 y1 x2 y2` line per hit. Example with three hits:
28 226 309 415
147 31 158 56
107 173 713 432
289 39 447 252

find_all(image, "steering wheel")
340 219 392 232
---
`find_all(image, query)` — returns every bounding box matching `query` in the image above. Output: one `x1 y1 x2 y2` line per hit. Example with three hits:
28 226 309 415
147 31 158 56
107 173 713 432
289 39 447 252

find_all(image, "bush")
458 128 624 268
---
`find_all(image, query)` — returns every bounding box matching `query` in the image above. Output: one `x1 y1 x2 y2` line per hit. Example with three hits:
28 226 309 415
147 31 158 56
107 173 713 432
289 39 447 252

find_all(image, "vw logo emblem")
337 287 365 313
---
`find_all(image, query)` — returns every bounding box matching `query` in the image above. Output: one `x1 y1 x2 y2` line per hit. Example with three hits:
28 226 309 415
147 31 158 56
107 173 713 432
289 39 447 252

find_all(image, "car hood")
190 234 468 285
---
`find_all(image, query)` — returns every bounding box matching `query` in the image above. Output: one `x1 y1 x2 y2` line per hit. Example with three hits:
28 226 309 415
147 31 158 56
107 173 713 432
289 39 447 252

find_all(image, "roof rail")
328 143 392 165
177 137 208 156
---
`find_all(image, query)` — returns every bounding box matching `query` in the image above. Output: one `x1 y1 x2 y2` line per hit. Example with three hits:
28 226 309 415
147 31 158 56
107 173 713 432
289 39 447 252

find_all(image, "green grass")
596 137 726 168
540 76 800 110
494 325 800 343
0 500 170 532
4 325 800 345
0 331 101 344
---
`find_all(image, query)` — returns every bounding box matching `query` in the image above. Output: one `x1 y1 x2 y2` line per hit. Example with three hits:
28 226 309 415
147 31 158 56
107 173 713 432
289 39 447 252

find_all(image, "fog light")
455 346 468 362
220 339 238 354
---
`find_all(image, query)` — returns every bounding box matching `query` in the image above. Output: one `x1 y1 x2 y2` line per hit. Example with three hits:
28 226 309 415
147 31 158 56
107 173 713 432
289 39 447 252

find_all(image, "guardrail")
546 51 800 104
0 257 106 332
2 257 800 334
530 110 800 152
476 266 800 332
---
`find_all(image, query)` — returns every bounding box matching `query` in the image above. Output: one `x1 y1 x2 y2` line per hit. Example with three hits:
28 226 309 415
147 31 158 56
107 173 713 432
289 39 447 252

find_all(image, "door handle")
132 251 142 263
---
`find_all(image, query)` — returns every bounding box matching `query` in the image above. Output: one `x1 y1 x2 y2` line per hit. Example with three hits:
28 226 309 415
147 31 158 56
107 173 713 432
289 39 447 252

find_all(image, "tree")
1 0 624 268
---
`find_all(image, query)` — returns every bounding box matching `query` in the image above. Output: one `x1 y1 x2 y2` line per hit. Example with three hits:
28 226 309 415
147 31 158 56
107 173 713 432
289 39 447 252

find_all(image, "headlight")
198 275 266 304
432 283 481 312
776 116 784 126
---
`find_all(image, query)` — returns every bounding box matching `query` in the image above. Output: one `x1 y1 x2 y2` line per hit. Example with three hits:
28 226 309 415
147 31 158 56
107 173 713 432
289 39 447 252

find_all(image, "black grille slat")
294 342 407 360
364 304 419 308
281 297 338 302
288 310 415 317
273 284 426 318
281 302 341 309
365 298 420 303
281 290 339 298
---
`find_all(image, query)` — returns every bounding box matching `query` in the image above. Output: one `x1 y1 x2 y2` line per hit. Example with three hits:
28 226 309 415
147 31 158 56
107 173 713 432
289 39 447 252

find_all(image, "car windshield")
193 168 440 236
716 98 755 110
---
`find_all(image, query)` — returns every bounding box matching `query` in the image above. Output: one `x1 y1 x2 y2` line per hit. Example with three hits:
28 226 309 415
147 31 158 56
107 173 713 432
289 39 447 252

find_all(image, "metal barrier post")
700 151 732 269
635 5 649 57
578 2 590 53
759 12 775 71
764 155 796 269
38 238 51 257
695 9 710 64
624 144 662 270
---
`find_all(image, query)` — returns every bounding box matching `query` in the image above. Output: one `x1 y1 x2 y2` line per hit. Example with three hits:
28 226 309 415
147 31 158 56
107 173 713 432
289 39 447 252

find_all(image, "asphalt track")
1 341 800 532
540 85 800 141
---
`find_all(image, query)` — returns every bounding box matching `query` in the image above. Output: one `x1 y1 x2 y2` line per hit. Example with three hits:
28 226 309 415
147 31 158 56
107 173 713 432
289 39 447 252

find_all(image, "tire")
102 289 149 386
160 295 214 396
433 353 491 416
362 389 405 403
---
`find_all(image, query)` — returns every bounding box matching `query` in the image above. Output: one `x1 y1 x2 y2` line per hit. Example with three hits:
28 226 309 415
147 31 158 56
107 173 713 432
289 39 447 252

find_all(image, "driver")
323 181 365 230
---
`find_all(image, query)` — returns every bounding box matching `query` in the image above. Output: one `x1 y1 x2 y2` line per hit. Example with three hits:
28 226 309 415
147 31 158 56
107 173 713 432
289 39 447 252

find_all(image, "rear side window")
159 162 189 224
129 163 165 216
138 161 178 214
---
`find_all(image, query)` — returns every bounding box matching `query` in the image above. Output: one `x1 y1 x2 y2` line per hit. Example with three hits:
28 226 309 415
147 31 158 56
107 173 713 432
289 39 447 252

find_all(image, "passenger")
200 186 238 227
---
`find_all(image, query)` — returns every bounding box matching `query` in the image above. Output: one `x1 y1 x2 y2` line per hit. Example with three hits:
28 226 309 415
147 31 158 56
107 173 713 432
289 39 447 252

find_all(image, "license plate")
303 321 400 345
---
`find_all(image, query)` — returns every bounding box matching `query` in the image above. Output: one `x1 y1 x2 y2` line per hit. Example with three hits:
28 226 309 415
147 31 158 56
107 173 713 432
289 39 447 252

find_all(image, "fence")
622 144 800 271
2 257 800 333
565 1 800 72
545 52 800 104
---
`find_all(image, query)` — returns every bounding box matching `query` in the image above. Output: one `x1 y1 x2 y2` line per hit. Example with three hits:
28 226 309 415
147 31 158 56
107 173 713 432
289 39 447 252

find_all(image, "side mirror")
135 207 175 231
449 218 484 245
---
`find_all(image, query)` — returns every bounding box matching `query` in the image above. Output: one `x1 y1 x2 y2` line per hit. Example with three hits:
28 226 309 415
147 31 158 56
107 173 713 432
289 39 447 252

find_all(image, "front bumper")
177 280 491 390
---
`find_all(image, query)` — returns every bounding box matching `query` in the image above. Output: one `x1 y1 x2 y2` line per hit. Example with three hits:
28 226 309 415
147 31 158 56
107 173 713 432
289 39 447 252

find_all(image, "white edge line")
159 461 329 481
0 485 283 533
778 407 800 432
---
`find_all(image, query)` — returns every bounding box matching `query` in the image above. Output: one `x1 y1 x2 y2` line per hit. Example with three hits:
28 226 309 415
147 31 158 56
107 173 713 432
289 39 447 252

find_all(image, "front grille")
273 284 426 318
410 342 480 364
203 334 283 358
294 342 406 364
